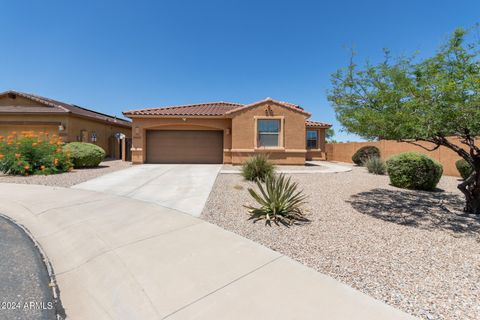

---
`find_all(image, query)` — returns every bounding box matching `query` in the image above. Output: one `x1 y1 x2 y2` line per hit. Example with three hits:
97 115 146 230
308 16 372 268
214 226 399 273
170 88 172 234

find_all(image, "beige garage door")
146 130 223 164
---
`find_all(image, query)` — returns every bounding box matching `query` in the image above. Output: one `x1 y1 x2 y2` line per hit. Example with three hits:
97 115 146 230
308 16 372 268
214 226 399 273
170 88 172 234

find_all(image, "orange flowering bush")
0 131 72 175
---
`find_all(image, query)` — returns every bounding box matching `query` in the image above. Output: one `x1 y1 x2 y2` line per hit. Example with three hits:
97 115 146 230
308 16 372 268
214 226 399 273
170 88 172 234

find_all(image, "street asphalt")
0 216 59 320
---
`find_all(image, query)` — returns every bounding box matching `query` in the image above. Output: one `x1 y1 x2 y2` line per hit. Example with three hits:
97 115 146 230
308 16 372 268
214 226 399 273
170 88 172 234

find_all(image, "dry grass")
202 167 480 320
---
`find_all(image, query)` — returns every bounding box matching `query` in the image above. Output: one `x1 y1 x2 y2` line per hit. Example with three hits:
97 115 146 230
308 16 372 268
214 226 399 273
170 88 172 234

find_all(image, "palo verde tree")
326 128 336 143
328 27 480 213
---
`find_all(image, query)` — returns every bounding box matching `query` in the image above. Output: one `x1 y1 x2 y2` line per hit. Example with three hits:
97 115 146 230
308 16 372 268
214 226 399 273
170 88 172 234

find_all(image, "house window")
306 130 318 149
257 119 280 147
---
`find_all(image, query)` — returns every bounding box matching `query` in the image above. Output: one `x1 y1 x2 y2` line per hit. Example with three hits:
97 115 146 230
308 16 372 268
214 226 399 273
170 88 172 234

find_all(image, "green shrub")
241 154 275 182
386 152 443 191
455 159 473 180
363 156 386 175
352 146 380 166
0 131 72 175
63 142 105 168
245 173 308 225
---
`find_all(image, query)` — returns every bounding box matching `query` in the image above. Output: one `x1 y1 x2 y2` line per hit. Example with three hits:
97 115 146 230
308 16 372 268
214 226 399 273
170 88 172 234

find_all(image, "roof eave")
0 111 68 115
1 90 129 125
306 122 332 129
69 114 131 127
306 125 332 129
123 114 228 119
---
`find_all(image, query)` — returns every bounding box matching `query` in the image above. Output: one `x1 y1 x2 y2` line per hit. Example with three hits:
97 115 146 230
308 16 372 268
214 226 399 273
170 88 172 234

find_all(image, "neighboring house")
123 98 331 164
0 91 131 158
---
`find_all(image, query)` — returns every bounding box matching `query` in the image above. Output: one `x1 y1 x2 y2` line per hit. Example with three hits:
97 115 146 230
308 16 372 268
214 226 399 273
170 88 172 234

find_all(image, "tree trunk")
458 165 480 214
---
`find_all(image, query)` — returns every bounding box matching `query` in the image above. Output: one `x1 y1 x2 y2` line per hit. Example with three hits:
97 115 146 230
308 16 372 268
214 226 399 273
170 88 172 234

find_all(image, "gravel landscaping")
202 166 480 320
0 159 131 187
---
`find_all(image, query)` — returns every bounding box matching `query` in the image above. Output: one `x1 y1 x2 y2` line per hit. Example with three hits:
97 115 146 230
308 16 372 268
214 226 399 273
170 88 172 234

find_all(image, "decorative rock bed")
0 160 131 188
202 167 480 320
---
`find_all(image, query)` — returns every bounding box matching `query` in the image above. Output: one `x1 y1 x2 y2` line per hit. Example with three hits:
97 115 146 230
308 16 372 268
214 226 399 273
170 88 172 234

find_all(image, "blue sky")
1 0 478 141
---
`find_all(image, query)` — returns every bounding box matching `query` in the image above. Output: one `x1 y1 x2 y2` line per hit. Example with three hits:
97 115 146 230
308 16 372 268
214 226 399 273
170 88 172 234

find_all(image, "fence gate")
122 138 132 161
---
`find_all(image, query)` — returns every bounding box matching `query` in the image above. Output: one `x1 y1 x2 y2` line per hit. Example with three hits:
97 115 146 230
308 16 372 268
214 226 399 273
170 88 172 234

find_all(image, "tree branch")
400 137 475 166
458 129 480 154
436 136 474 165
399 139 441 152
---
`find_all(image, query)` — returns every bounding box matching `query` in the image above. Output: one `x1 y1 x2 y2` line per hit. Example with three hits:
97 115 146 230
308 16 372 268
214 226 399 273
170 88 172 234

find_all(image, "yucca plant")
245 173 309 226
363 156 386 175
241 154 275 182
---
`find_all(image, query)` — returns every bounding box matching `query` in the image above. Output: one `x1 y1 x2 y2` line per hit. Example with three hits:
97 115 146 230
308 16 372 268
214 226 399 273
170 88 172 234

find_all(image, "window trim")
306 129 318 149
257 119 280 147
254 116 284 149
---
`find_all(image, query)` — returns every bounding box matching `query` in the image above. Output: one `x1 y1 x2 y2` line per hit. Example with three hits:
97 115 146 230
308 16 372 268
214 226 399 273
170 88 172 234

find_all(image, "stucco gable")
225 98 311 117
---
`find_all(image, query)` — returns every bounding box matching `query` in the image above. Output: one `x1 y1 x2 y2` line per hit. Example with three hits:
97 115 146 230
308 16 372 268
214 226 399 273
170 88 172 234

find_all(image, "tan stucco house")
123 98 331 165
0 91 131 158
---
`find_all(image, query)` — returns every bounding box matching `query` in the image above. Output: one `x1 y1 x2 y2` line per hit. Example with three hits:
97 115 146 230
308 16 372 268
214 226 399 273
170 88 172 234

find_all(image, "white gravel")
0 160 131 187
202 167 480 320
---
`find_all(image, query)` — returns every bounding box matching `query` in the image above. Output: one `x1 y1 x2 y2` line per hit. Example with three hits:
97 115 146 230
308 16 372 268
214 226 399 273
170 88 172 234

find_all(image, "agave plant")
245 173 309 226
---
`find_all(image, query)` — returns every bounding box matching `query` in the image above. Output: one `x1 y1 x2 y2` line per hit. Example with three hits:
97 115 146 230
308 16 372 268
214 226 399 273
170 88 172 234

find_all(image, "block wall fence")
325 138 478 177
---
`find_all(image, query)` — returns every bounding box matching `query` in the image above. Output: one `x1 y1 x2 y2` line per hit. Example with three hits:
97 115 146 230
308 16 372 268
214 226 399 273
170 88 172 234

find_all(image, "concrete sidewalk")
0 184 415 320
221 161 352 174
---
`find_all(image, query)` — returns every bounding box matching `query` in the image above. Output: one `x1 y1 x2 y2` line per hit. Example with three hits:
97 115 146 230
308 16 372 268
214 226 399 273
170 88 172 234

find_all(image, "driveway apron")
72 164 222 217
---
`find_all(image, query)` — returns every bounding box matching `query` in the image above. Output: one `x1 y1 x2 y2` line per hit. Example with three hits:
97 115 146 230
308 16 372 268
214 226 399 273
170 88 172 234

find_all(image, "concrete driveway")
72 164 221 217
0 184 415 320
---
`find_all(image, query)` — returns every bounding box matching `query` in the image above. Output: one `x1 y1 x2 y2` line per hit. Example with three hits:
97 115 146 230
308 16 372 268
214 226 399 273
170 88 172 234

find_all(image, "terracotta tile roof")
124 97 311 117
0 104 67 114
123 102 243 116
0 90 131 127
306 120 332 128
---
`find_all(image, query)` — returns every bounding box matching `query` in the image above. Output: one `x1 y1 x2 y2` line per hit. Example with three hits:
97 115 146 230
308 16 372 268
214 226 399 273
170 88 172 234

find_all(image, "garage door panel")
146 130 223 164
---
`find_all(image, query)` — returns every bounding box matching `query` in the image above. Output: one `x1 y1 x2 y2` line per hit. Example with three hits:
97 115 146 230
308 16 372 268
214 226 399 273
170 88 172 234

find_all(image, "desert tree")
328 27 480 213
326 128 336 143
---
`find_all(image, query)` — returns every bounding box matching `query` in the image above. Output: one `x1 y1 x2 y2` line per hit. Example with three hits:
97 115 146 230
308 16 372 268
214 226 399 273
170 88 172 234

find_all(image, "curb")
0 213 66 320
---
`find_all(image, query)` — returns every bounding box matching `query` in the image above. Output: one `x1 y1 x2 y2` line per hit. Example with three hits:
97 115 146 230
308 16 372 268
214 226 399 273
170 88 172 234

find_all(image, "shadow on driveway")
348 188 480 236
